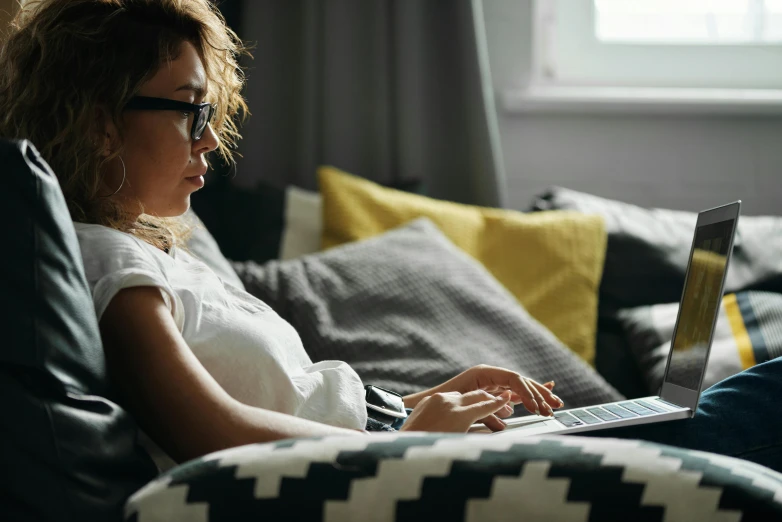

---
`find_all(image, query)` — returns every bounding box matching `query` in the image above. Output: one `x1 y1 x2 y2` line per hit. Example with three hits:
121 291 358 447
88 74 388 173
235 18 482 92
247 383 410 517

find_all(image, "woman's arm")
100 286 361 465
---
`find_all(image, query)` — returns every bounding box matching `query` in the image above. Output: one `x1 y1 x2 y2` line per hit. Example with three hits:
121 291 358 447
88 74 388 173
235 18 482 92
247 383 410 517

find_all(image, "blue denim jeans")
584 357 782 473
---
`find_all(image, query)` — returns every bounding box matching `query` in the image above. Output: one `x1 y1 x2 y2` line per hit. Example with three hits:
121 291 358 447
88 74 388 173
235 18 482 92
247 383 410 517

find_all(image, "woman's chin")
172 198 192 217
147 198 192 218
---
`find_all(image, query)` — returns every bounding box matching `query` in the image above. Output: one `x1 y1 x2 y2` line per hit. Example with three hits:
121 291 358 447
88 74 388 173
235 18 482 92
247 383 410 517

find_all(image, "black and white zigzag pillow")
125 433 782 522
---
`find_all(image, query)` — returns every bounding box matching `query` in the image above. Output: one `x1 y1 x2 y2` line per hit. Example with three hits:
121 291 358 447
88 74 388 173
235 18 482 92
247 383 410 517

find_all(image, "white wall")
483 0 782 216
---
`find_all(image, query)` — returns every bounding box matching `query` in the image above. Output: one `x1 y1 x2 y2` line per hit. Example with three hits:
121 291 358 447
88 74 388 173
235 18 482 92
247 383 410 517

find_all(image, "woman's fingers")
527 380 552 416
478 414 507 432
460 389 503 405
495 402 515 418
463 389 512 415
458 366 563 417
507 374 565 416
401 389 516 433
507 374 546 415
529 379 564 410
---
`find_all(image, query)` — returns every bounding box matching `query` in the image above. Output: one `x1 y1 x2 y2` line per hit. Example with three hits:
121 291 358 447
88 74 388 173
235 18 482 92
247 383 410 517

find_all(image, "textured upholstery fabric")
235 218 620 407
530 186 782 399
319 166 607 365
619 291 782 395
531 186 782 312
125 433 782 522
183 208 245 290
189 177 287 264
0 140 157 521
279 186 323 260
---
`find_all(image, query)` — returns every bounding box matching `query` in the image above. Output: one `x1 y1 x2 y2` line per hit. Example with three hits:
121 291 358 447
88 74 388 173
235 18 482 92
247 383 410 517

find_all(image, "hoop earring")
108 156 126 196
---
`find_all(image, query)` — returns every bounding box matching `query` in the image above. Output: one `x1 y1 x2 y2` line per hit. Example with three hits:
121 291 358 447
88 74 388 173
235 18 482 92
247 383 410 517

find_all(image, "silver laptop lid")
659 201 741 413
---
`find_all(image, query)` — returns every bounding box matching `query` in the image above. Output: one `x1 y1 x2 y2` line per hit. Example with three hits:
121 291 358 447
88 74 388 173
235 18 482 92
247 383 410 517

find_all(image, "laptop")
471 201 741 437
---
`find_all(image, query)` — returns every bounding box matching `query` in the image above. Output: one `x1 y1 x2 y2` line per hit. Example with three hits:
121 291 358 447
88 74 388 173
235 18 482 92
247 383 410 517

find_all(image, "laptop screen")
664 219 735 391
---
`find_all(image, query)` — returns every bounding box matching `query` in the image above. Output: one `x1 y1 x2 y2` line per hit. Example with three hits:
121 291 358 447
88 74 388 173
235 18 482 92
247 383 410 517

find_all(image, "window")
533 0 782 89
596 0 782 44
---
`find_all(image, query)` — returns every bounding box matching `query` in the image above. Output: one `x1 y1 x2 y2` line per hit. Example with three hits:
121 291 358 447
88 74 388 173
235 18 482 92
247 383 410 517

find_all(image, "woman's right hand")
399 389 513 433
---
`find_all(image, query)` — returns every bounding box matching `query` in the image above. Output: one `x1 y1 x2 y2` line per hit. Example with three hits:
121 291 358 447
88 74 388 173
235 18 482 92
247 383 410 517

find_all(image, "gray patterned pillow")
233 218 620 409
618 291 782 395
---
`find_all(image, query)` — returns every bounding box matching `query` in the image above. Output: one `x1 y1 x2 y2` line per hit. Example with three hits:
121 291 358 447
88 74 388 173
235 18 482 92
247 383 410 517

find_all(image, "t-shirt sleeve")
76 226 185 331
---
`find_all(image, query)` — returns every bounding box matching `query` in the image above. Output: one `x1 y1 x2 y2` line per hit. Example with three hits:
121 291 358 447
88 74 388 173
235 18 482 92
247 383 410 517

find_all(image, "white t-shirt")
74 223 367 471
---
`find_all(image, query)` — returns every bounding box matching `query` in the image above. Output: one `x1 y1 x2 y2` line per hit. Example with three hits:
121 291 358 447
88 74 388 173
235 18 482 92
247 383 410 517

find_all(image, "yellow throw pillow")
318 166 607 364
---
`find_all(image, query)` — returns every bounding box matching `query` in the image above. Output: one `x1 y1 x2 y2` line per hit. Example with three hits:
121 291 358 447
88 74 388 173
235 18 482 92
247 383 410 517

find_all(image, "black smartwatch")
364 385 408 426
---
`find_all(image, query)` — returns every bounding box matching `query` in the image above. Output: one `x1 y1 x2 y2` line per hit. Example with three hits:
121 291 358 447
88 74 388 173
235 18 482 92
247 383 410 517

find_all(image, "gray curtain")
235 0 507 207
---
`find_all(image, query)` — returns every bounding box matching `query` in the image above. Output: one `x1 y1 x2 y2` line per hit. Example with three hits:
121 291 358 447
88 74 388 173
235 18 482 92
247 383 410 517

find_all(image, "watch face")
366 403 408 420
366 385 406 418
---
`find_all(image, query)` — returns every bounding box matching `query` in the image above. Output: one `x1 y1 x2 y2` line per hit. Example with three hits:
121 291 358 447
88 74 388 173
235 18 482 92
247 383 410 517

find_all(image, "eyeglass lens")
194 106 211 140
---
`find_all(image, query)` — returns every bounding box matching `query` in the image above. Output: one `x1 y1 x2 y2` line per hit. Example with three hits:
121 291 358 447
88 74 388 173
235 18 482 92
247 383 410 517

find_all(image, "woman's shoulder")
74 221 134 240
74 222 152 257
73 222 170 280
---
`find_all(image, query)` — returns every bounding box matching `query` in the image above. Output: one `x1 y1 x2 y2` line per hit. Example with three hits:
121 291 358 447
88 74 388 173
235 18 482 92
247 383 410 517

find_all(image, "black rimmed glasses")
124 96 217 141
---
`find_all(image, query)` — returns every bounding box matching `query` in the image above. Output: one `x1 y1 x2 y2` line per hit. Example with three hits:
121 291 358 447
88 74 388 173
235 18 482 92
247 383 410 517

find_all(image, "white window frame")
503 0 782 115
535 0 782 89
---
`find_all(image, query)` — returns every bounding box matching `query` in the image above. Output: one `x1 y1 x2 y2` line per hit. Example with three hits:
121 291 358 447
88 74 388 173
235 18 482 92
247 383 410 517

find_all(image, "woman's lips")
185 175 205 188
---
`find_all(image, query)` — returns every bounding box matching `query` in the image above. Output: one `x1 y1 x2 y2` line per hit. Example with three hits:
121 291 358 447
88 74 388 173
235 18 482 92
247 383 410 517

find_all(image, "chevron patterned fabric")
125 433 782 522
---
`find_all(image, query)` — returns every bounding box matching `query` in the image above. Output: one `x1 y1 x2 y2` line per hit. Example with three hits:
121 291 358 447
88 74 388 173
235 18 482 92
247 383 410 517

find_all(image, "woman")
0 0 563 472
1 0 779 475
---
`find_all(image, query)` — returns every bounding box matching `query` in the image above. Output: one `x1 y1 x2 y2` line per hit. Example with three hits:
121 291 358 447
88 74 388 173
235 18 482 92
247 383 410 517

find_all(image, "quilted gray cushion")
233 218 621 409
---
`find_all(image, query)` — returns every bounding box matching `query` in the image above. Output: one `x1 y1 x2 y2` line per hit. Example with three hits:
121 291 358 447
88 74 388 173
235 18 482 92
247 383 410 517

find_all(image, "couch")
3 138 782 522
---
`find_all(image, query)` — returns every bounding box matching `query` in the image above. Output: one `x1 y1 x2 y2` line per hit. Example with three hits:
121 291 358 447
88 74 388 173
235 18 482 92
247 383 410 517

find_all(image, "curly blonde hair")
0 0 250 250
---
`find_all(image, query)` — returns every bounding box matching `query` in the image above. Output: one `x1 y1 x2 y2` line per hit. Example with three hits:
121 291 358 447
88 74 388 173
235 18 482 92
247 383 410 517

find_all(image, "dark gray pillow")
0 140 157 521
234 218 621 409
531 186 782 312
184 208 245 290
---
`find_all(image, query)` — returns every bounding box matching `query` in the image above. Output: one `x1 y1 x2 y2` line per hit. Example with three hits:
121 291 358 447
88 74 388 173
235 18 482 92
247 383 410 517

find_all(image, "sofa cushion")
183 208 245 290
279 186 323 260
189 176 424 266
125 433 782 521
531 186 782 312
618 290 782 395
0 140 157 521
234 218 620 409
190 177 288 264
530 187 782 398
319 166 608 365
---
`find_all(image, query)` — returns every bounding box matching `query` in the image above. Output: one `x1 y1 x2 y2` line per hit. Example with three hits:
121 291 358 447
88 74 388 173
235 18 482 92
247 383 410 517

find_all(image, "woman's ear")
94 106 119 157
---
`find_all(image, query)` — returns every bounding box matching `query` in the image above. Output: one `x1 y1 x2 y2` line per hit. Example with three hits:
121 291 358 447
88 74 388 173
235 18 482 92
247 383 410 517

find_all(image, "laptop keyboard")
602 404 636 419
635 400 667 413
553 412 584 428
587 407 620 421
570 410 602 425
617 401 657 416
555 399 673 429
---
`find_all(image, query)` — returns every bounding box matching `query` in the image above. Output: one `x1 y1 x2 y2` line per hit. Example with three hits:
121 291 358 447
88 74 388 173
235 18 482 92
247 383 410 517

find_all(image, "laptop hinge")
656 397 684 410
659 381 699 411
